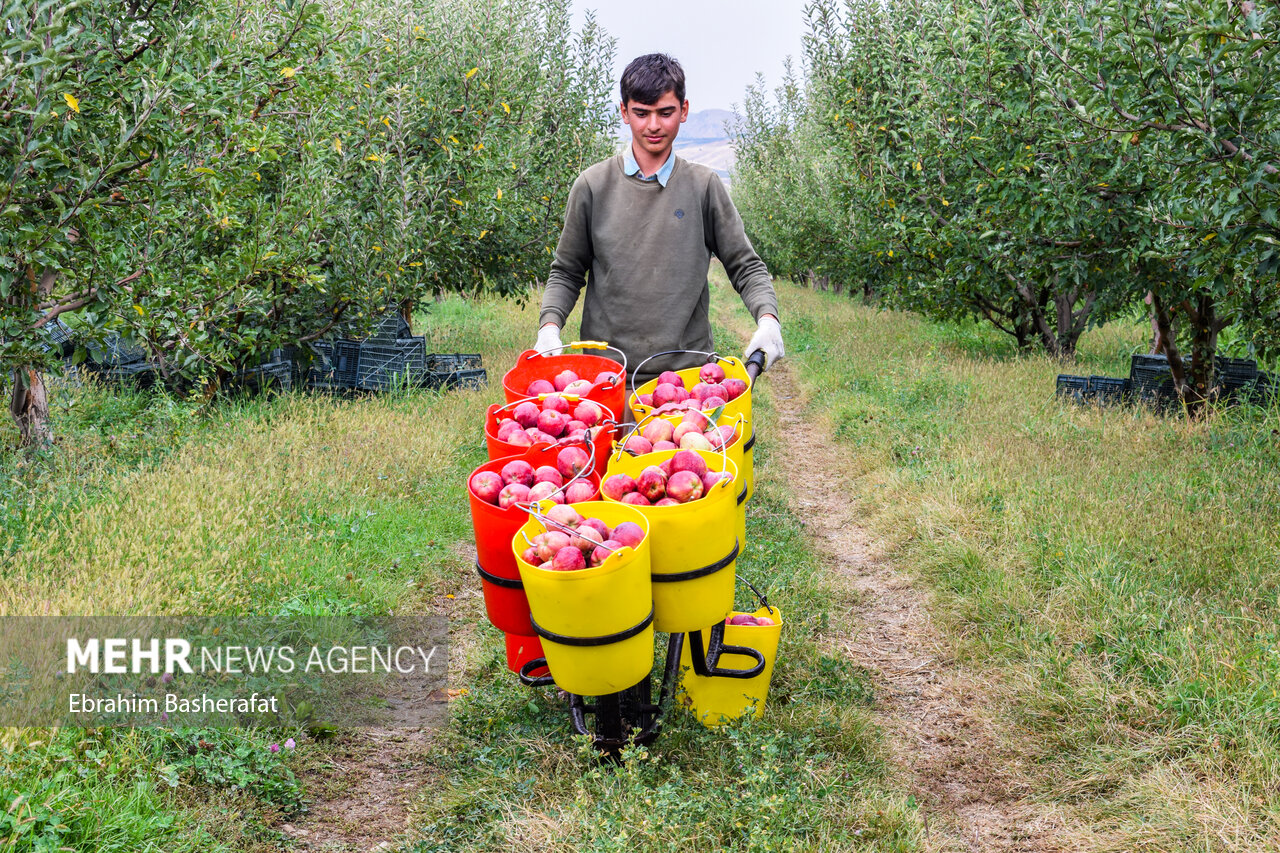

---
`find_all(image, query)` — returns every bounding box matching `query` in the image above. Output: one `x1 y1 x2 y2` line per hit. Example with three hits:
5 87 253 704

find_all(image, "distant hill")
679 109 737 142
616 108 738 183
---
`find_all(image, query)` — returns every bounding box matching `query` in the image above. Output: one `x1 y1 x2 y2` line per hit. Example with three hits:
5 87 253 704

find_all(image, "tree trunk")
10 366 52 446
1151 290 1222 417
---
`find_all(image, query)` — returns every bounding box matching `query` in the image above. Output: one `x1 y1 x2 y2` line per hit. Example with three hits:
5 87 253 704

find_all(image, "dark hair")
620 53 685 105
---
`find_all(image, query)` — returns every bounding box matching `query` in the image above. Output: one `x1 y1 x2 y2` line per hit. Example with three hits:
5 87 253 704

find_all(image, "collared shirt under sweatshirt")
541 153 779 385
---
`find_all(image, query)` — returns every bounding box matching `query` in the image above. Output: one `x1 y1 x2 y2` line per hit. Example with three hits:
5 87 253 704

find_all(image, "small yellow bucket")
513 501 654 696
678 603 784 726
602 448 739 633
628 356 755 500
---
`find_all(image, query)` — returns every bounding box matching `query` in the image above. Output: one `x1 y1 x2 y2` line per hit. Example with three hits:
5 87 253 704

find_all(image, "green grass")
778 280 1280 850
0 289 921 851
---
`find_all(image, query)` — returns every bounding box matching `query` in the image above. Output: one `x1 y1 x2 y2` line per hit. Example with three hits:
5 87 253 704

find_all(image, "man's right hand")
535 323 563 356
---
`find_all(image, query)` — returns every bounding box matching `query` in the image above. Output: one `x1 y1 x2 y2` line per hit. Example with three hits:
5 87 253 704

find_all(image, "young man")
535 53 783 385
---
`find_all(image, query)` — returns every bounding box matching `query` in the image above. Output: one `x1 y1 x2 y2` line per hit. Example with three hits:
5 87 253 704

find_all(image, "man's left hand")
745 314 784 370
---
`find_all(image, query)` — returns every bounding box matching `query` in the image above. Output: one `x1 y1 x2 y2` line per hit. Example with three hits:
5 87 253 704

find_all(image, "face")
620 90 689 160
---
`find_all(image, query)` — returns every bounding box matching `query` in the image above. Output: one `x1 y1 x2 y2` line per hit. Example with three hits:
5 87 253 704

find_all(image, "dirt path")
751 356 1070 851
279 726 435 852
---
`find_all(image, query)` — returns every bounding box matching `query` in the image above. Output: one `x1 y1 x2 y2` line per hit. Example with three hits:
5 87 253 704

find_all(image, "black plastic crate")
1086 375 1129 404
101 361 156 388
364 310 412 344
1248 372 1278 406
1214 355 1258 381
1055 374 1089 403
235 361 292 393
444 367 487 390
355 342 408 391
427 353 483 372
87 333 148 367
395 336 427 376
330 340 362 388
40 318 76 357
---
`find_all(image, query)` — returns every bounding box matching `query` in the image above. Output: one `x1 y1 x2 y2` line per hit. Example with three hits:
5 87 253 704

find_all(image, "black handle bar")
745 349 767 382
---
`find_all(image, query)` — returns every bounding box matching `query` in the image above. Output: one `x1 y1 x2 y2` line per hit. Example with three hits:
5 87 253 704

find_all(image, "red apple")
653 440 677 452
641 419 674 444
602 473 637 501
574 401 602 426
536 530 571 561
699 363 726 384
621 492 651 506
612 521 644 548
528 481 564 504
654 497 680 506
700 396 727 410
537 409 566 437
669 450 708 479
623 435 653 456
722 378 747 400
551 545 586 572
498 483 530 508
541 394 571 414
666 470 704 503
546 504 582 529
505 429 534 447
580 517 611 541
553 369 580 392
563 478 597 504
469 470 503 505
527 379 555 395
512 401 541 428
636 466 667 501
679 431 713 452
500 460 535 487
657 370 685 388
590 539 622 567
556 446 590 478
532 466 561 486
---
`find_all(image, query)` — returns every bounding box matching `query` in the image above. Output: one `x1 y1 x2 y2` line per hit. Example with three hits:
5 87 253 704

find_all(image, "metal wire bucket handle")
491 393 619 435
610 407 732 475
630 348 732 388
735 573 772 613
527 340 628 380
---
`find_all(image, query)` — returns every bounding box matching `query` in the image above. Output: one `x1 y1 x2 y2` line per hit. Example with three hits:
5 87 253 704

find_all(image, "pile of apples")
470 447 597 508
525 369 620 398
495 395 608 447
634 363 748 410
602 449 733 507
519 504 646 572
620 408 739 455
727 613 776 627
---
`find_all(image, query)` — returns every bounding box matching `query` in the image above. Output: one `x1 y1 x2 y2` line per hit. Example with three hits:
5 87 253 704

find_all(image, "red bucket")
483 398 617 475
504 632 547 676
502 345 626 424
467 443 602 634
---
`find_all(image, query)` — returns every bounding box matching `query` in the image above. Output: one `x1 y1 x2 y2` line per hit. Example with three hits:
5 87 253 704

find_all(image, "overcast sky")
570 0 813 114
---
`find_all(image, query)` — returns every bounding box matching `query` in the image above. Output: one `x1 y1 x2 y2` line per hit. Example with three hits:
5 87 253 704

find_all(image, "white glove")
535 323 563 357
744 315 784 369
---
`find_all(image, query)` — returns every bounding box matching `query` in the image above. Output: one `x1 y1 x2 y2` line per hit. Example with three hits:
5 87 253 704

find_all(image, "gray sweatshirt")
540 154 779 384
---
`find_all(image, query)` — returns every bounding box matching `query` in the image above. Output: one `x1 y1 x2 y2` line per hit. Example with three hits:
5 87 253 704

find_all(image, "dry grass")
777 281 1280 850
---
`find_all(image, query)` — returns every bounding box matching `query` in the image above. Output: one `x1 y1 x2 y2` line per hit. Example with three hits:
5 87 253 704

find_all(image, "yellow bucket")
628 356 755 500
602 448 738 633
513 501 654 696
678 604 784 726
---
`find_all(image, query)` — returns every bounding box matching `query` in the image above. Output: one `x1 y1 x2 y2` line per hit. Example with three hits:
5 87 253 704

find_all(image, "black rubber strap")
737 484 747 506
743 429 756 452
517 658 555 687
475 561 524 590
651 540 739 583
530 606 654 647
